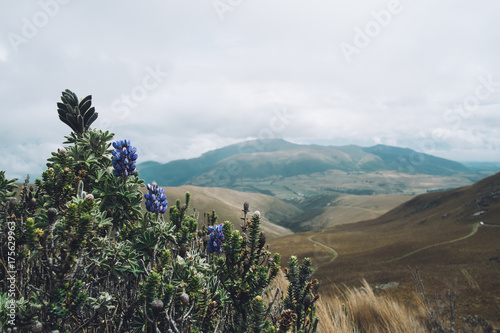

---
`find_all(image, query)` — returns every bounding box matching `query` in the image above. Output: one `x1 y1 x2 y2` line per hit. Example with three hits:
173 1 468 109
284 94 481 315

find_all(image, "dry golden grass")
268 270 429 333
148 185 299 239
316 281 428 333
270 172 500 327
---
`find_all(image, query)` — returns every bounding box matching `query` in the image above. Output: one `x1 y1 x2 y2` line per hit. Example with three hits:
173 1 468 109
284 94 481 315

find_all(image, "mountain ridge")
138 139 475 194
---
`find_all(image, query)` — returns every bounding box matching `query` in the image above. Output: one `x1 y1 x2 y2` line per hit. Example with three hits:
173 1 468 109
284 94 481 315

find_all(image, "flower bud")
8 198 17 210
151 299 164 316
259 232 266 249
180 292 189 306
32 321 43 333
47 208 58 223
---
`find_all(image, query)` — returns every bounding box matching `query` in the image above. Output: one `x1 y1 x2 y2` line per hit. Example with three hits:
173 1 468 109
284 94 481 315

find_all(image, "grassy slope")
269 172 500 325
156 185 300 240
157 184 413 239
161 184 412 235
280 194 413 231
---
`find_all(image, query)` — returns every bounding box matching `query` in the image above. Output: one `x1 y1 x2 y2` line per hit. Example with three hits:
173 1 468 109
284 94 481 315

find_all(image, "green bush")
0 90 319 332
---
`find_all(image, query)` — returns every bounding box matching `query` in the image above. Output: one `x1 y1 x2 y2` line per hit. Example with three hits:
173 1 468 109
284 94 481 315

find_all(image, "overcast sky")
1 0 499 180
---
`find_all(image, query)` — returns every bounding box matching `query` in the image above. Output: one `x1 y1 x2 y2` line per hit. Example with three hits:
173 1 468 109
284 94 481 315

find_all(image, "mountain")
269 171 500 325
462 161 500 172
138 139 479 197
138 139 297 186
362 145 470 174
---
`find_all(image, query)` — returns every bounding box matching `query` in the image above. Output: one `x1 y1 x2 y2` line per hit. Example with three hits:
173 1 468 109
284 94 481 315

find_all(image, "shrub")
0 89 319 332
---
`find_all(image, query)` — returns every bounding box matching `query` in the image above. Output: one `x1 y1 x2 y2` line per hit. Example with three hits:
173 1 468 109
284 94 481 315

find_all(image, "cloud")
0 0 499 179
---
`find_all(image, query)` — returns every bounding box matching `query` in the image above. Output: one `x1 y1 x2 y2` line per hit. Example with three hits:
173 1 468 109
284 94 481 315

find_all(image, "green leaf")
83 106 95 124
59 115 75 131
76 114 85 133
61 94 74 107
78 95 92 113
57 108 68 118
86 112 98 128
57 102 69 112
63 89 78 105
65 114 79 132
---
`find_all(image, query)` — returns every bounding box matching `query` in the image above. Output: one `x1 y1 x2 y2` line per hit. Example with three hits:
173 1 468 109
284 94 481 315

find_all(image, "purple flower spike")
207 224 225 254
144 182 168 214
111 139 138 177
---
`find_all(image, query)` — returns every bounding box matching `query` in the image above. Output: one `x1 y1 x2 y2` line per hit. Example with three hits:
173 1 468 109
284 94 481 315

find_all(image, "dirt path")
382 222 483 263
309 222 498 268
308 233 339 265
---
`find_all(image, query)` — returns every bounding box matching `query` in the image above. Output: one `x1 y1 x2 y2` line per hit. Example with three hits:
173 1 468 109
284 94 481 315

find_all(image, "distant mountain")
138 139 476 196
462 161 500 172
138 139 297 186
362 145 470 175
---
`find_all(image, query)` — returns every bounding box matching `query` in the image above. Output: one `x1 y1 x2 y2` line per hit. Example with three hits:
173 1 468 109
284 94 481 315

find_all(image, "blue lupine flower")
144 182 168 214
207 224 225 253
111 140 138 177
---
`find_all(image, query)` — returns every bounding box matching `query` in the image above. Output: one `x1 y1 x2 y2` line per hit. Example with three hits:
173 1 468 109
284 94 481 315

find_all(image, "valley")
139 138 500 327
269 172 500 327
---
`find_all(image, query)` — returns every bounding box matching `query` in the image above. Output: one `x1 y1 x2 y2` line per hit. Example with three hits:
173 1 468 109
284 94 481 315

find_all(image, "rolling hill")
269 171 500 326
151 185 299 240
138 139 480 198
156 185 411 237
278 193 414 232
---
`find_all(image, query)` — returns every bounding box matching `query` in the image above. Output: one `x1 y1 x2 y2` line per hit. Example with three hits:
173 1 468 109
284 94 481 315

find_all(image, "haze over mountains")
139 139 483 198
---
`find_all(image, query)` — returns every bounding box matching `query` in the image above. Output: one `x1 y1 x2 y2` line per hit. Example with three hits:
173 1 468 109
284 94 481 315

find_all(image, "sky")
1 0 499 180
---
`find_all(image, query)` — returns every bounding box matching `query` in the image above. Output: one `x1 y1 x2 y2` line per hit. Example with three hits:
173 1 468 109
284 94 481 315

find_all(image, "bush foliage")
0 90 319 332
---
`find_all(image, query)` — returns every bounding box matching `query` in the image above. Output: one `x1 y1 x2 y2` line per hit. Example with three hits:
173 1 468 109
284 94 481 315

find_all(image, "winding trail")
381 222 481 263
308 232 338 264
308 222 499 267
383 222 500 263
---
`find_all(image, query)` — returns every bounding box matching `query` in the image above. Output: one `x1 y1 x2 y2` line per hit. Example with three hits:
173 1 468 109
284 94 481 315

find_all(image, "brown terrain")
157 185 298 240
269 172 500 326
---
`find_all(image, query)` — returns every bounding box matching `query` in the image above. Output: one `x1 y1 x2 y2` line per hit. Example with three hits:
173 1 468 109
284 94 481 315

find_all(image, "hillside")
158 185 413 236
152 185 299 240
269 172 500 325
275 193 413 232
138 139 479 198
